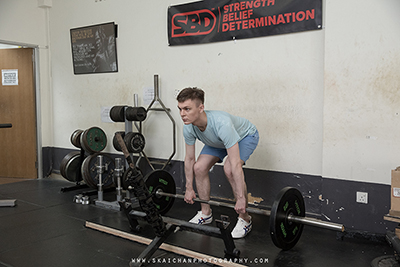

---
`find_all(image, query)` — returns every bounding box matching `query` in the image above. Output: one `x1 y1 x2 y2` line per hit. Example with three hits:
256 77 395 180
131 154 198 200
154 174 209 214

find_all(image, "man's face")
177 99 203 125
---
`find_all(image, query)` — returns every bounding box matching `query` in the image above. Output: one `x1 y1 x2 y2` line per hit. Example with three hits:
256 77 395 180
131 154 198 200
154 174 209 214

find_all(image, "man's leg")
223 159 251 222
224 131 259 238
193 154 219 215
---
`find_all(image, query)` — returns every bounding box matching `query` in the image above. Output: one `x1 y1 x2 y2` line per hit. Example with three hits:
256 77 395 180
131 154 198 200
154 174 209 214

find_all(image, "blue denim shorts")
200 130 259 163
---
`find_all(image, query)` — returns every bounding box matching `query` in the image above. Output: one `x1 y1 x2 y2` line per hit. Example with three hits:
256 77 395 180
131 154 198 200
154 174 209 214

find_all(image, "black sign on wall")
168 0 322 46
70 22 118 74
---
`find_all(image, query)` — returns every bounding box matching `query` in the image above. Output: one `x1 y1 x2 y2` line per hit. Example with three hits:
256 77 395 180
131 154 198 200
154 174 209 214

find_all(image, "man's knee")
224 164 233 180
193 161 209 178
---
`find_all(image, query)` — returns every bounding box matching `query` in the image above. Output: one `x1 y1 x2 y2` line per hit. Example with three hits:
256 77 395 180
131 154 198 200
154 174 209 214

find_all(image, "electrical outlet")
356 192 368 204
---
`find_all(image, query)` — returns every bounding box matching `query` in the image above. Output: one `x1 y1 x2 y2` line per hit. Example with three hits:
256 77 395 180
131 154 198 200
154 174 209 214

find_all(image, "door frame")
0 39 43 179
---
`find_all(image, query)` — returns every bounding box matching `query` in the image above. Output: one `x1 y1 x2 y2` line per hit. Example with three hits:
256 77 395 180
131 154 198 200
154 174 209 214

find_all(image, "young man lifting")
176 87 259 238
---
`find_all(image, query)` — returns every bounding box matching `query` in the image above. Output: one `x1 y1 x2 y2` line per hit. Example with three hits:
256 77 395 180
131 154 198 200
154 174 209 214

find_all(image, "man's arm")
226 143 247 214
184 143 197 204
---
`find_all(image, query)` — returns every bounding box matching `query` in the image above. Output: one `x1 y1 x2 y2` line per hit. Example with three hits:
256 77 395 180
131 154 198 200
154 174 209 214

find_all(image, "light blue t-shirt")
183 110 257 149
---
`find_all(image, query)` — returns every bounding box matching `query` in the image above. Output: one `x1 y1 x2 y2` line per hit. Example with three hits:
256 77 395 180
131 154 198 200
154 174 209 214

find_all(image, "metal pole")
115 158 123 202
156 190 345 232
154 74 159 99
97 155 104 201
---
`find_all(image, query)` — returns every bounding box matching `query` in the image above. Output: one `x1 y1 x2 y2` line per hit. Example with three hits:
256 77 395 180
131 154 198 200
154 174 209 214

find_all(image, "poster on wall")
168 0 322 46
70 22 118 74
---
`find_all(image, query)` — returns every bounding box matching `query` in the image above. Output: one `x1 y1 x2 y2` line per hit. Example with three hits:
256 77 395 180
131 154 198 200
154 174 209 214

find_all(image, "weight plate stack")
80 127 107 154
113 131 125 152
110 105 127 122
70 129 83 148
81 153 115 189
124 132 145 153
60 151 83 182
145 170 176 216
270 187 305 250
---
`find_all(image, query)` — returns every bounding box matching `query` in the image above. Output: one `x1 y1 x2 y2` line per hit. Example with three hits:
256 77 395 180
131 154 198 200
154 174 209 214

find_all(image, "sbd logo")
171 9 216 37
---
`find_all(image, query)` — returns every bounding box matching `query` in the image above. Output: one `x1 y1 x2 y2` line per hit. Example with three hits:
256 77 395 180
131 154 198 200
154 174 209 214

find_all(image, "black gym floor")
0 176 394 267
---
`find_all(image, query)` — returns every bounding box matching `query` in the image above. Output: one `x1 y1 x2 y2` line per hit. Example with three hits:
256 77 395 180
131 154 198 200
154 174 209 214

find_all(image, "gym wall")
1 0 400 234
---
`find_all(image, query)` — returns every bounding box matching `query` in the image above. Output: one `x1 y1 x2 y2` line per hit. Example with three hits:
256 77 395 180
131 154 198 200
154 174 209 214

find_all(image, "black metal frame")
119 199 240 266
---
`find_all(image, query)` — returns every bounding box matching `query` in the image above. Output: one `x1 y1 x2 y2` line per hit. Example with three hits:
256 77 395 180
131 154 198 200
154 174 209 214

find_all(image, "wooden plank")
85 221 247 267
384 214 400 223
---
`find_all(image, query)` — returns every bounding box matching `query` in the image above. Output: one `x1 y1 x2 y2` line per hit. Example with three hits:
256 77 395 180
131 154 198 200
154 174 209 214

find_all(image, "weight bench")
0 123 17 207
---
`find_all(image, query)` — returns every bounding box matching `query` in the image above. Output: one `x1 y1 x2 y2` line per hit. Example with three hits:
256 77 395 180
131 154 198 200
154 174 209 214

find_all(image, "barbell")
143 169 345 250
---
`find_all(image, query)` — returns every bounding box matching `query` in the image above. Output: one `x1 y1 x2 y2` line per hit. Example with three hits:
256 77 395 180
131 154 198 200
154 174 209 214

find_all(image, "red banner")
168 0 322 46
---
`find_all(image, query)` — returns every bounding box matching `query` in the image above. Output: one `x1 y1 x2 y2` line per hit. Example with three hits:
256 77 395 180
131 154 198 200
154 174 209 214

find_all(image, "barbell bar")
155 190 344 232
143 169 345 250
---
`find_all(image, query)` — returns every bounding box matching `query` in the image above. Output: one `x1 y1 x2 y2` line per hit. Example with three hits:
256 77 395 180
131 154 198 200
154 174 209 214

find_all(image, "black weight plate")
123 132 134 153
70 129 83 148
60 151 83 182
128 132 145 153
125 106 147 122
145 170 176 215
270 187 305 250
81 153 115 189
122 132 145 153
113 131 125 151
80 127 107 154
110 105 126 122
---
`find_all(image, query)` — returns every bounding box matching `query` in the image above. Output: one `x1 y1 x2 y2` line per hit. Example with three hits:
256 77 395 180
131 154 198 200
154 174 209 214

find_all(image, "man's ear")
199 103 205 113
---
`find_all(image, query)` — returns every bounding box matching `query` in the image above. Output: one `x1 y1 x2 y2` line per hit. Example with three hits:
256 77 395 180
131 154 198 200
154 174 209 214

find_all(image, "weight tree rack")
140 74 176 171
60 127 113 194
111 74 176 171
99 74 177 210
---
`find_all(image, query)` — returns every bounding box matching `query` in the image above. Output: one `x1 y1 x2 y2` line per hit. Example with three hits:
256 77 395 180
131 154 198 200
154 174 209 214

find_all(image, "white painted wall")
48 0 324 176
323 0 400 183
1 0 399 185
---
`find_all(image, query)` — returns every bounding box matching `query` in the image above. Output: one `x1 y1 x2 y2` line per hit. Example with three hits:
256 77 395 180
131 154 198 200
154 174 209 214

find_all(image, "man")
176 87 259 238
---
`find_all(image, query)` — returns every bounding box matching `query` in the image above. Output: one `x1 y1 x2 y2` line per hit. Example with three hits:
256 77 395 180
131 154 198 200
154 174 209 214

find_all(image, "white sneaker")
189 210 213 225
231 217 252 238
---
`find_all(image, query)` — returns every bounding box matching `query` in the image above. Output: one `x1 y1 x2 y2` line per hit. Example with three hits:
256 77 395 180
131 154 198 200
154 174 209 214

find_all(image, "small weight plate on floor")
81 153 115 189
60 151 83 182
70 129 83 148
270 187 305 250
145 170 176 215
80 127 107 154
371 255 400 267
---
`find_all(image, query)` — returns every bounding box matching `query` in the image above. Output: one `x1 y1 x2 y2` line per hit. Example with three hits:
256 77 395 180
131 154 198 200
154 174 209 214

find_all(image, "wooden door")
0 48 37 179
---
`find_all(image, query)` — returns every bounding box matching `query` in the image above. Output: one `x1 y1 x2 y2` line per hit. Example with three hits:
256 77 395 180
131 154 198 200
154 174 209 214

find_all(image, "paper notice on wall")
2 69 18 86
143 86 156 106
101 106 113 123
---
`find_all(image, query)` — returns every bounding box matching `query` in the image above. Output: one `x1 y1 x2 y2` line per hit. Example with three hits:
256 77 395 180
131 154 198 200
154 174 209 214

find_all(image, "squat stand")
119 199 240 266
113 125 239 265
